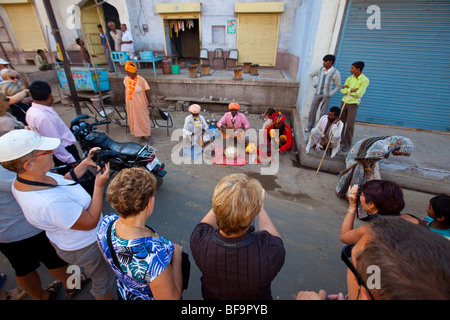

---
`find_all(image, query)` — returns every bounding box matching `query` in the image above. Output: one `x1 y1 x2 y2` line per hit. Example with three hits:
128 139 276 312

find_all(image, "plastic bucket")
172 64 180 74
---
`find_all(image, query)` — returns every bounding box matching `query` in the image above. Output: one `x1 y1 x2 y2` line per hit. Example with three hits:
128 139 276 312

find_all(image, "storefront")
156 2 201 63
330 0 450 132
235 2 284 67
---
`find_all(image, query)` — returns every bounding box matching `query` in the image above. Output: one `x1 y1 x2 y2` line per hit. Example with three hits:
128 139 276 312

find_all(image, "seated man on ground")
182 104 211 147
306 106 343 158
35 50 54 71
265 112 293 155
216 102 251 145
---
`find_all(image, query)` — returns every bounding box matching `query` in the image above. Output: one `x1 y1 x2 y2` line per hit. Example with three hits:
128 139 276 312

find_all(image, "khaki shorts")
52 241 116 298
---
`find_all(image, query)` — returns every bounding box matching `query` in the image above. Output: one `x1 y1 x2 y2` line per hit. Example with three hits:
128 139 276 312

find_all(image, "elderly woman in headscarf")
265 112 293 155
336 136 414 198
123 61 153 142
216 102 251 143
182 104 210 146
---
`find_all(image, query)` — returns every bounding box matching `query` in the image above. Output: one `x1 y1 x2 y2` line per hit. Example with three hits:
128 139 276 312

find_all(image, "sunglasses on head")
341 244 375 300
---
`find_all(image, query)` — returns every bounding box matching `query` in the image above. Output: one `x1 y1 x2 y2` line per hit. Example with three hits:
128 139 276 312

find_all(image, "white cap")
0 58 10 65
0 129 60 162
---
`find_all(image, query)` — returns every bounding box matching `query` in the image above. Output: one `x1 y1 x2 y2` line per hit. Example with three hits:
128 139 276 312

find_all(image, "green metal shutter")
330 0 450 132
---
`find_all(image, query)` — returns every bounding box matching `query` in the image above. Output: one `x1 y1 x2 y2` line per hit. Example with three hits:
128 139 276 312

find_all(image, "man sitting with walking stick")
306 106 343 158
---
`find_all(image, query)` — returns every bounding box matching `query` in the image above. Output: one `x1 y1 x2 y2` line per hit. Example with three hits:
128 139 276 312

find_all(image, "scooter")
69 114 166 187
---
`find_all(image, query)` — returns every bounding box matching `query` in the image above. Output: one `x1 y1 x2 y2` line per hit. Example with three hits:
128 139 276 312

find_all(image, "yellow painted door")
237 13 280 67
4 3 47 52
80 1 106 64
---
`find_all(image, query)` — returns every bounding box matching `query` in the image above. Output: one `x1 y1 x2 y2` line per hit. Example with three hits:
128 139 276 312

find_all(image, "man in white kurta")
182 104 210 146
120 24 134 58
306 106 343 158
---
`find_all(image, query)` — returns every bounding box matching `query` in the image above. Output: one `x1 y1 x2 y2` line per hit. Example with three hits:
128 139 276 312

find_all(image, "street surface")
0 106 433 300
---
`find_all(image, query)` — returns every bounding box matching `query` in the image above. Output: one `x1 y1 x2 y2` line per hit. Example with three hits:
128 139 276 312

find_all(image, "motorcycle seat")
106 141 144 157
85 132 144 157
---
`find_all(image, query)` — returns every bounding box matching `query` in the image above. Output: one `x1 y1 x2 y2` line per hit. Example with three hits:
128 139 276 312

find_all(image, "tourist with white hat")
0 130 116 300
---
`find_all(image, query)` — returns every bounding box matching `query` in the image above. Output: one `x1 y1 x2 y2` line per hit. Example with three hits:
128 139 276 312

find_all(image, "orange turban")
125 61 137 73
228 102 240 111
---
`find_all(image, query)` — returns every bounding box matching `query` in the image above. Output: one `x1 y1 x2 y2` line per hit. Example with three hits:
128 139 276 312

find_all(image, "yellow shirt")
340 73 370 105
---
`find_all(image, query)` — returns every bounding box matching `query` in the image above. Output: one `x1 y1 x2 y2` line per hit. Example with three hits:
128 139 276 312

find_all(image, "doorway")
79 0 120 65
165 18 200 64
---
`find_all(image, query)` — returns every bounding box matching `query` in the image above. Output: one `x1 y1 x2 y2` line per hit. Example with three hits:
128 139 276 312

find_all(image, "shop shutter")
237 13 280 67
330 0 450 132
4 3 47 52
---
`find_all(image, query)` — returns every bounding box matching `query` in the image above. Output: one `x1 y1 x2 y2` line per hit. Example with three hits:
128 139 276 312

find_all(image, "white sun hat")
0 129 60 162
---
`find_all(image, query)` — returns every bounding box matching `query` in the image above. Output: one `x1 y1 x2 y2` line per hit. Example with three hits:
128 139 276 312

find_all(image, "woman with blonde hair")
190 173 285 300
97 167 184 300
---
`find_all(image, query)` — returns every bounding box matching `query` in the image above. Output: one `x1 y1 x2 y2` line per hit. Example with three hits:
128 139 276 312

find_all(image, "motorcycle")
69 114 167 187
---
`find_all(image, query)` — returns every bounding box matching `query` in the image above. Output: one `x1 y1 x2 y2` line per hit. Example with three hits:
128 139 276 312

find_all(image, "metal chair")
199 48 209 64
149 107 173 137
212 48 225 69
83 101 129 133
226 49 238 69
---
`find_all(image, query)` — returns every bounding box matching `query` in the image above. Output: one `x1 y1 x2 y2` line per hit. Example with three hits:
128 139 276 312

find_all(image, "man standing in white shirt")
306 55 341 132
25 81 80 172
120 24 134 58
107 21 123 52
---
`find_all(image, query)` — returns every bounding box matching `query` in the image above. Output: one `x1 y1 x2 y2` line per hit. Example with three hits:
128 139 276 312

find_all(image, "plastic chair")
226 49 238 69
213 48 225 69
199 48 209 64
110 51 129 62
137 51 164 77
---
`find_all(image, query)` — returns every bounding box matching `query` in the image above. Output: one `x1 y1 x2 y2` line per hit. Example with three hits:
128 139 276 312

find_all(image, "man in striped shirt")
306 55 342 132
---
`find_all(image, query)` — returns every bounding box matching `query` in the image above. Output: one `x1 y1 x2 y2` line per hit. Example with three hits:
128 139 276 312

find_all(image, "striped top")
309 66 342 96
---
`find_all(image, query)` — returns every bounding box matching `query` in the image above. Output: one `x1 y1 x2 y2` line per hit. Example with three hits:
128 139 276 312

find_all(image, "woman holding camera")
97 167 184 300
0 129 115 299
340 179 419 244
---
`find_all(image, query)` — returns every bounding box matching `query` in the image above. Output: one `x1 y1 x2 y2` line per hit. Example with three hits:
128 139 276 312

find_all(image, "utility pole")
42 0 81 115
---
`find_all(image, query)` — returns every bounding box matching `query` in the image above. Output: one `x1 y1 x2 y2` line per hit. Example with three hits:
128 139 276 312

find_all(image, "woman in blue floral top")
97 167 183 300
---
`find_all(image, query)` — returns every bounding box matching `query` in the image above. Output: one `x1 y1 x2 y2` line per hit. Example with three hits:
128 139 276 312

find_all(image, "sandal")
0 287 27 300
65 272 90 298
44 280 62 300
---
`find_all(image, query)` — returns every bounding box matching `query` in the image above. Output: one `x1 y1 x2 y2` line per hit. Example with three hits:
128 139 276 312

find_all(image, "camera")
91 149 125 172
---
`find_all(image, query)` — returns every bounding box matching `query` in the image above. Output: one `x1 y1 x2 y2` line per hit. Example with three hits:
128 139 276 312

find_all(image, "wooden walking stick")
316 90 352 174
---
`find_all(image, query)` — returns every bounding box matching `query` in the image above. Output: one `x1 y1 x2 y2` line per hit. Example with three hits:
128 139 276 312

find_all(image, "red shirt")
265 123 293 153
